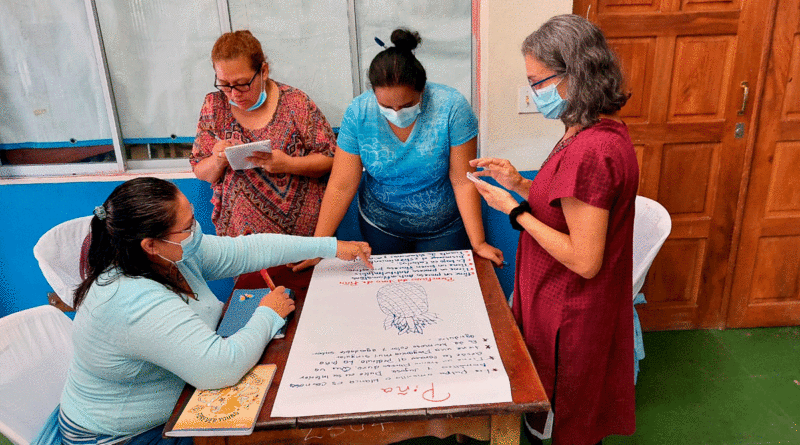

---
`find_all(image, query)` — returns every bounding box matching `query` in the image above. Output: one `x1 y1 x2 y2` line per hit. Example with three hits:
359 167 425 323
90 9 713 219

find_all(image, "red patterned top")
512 119 639 444
190 83 336 236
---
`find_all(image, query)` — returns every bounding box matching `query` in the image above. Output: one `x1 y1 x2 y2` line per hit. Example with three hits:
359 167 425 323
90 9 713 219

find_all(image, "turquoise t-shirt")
337 83 479 236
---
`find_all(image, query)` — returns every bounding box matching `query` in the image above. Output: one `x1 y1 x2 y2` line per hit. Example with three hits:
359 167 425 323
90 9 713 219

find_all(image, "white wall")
479 0 573 171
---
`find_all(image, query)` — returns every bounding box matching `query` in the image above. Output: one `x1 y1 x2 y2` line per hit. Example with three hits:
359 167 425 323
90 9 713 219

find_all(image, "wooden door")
573 0 773 329
726 0 800 328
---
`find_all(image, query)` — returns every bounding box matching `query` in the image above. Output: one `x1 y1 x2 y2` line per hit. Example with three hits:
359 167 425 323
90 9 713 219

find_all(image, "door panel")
575 0 772 329
727 0 800 327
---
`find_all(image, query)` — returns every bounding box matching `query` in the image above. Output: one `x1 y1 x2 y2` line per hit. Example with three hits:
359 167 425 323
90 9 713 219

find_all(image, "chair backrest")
0 305 73 445
632 196 672 298
33 216 92 309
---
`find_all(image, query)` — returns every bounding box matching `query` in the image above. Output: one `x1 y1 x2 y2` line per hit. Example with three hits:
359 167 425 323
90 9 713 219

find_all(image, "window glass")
355 0 472 103
228 0 354 126
0 0 114 166
94 0 221 162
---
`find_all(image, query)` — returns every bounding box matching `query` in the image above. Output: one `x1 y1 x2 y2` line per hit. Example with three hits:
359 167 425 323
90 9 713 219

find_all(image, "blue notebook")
217 288 294 339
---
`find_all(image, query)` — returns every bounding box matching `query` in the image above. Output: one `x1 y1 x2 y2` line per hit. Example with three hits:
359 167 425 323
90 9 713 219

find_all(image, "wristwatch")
509 200 531 231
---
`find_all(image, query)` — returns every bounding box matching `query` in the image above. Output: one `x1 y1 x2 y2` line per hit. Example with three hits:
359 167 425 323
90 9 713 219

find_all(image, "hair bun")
390 28 422 52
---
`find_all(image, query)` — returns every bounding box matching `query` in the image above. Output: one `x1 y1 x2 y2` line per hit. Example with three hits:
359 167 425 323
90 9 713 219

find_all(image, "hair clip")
94 205 108 220
374 37 387 49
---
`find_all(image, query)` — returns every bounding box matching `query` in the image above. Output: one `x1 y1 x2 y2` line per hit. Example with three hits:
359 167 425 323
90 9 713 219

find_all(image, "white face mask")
158 220 203 266
530 77 567 119
378 102 422 128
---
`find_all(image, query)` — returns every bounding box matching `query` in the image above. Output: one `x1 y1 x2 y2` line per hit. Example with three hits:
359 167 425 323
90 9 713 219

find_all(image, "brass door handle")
738 81 749 115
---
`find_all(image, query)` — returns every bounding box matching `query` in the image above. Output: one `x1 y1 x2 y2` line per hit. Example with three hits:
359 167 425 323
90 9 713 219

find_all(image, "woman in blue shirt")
51 177 371 445
299 28 502 268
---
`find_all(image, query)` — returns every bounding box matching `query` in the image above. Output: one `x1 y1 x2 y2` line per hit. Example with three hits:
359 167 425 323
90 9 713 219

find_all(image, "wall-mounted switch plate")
518 85 538 114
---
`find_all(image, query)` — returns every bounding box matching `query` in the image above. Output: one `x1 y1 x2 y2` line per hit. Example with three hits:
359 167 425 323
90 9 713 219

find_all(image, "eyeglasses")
528 74 560 97
215 68 260 93
164 218 196 237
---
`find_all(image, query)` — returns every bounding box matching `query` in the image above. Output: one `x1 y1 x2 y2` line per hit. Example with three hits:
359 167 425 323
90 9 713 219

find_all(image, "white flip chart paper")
271 250 512 418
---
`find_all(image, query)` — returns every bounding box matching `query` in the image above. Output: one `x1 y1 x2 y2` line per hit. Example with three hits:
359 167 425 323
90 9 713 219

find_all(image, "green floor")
3 327 799 445
398 326 800 445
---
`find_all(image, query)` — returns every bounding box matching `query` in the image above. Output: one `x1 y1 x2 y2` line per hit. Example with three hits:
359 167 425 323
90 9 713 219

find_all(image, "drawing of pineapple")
377 282 439 335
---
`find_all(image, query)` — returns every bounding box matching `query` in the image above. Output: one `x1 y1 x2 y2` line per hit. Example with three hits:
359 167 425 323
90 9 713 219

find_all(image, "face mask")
159 220 203 265
229 75 267 112
531 79 568 119
378 102 422 128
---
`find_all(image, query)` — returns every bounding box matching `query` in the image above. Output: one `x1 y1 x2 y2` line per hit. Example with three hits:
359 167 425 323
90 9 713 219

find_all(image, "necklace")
540 129 582 169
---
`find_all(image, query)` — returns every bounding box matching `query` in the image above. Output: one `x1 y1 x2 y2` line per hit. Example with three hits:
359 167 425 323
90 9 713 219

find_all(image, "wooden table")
164 255 549 444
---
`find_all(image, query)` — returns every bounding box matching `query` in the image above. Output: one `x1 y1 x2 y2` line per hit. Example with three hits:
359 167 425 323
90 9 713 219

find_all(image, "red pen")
259 269 276 291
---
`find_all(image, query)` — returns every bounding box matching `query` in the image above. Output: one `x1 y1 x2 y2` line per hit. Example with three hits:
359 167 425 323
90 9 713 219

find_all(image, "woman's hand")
336 240 373 268
472 179 520 215
247 150 294 174
472 241 504 266
212 139 233 167
469 158 527 195
289 241 372 272
258 286 295 318
289 258 321 272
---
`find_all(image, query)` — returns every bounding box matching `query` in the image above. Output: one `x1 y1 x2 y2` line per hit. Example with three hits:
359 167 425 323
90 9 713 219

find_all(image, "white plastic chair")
32 216 92 310
0 305 73 445
632 196 672 298
632 196 671 384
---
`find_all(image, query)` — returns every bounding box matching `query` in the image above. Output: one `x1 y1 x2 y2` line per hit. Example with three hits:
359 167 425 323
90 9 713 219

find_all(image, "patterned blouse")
190 83 336 236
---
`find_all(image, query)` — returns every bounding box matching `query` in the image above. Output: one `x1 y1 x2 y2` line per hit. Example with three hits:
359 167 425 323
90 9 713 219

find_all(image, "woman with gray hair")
470 14 638 445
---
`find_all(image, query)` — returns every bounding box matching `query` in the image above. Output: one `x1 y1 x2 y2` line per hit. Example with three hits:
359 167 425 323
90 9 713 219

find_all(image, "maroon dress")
512 119 639 445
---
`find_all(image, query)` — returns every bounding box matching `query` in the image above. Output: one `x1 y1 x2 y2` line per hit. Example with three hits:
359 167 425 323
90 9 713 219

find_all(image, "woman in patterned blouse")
191 30 336 237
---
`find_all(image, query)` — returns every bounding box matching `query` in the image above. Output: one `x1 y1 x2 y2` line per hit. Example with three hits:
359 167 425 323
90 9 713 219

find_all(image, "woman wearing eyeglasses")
190 30 336 238
51 177 370 445
470 15 638 445
293 28 502 271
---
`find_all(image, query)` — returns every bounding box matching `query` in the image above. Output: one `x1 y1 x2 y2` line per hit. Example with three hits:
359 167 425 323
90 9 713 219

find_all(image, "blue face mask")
378 102 422 128
160 220 203 265
229 76 267 112
531 80 568 119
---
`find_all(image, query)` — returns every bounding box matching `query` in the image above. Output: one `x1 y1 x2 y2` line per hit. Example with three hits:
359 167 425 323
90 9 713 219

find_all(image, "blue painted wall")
0 178 231 317
0 172 535 317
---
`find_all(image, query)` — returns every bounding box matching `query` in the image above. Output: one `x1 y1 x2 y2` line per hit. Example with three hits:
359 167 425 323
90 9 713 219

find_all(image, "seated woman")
191 30 336 237
297 28 502 270
56 177 371 445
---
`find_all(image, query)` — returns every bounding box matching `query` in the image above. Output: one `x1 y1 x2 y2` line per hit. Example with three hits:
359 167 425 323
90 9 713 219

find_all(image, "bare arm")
247 151 334 178
291 149 363 272
515 197 608 278
314 149 363 237
193 137 233 184
449 138 504 265
473 180 608 279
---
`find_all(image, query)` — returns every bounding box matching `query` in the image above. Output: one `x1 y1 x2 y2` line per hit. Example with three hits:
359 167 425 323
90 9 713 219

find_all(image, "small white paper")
225 140 271 170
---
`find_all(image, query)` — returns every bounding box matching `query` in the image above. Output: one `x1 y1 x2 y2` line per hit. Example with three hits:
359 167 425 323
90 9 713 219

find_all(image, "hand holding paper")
225 140 272 170
247 149 292 174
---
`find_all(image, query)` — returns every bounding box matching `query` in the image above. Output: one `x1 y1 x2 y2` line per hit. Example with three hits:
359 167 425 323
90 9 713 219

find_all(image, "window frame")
1 0 475 179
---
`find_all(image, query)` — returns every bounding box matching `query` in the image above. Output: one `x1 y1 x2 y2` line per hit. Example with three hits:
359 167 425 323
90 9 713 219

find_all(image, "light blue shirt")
337 83 479 236
59 233 337 436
